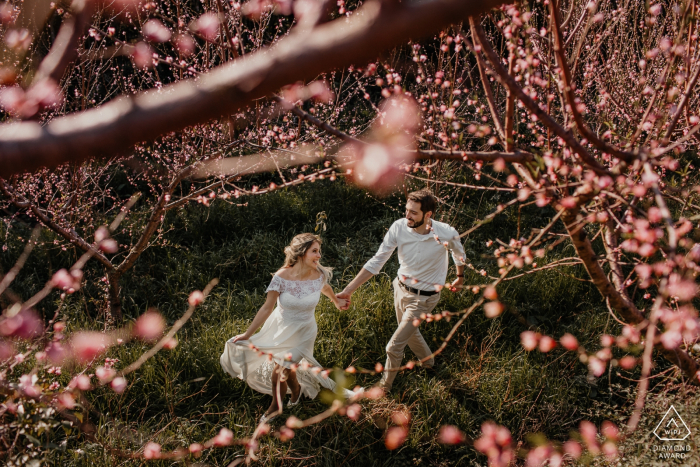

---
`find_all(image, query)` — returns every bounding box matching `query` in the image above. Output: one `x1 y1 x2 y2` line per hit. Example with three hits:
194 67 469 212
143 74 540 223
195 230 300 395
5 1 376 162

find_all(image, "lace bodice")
266 274 324 323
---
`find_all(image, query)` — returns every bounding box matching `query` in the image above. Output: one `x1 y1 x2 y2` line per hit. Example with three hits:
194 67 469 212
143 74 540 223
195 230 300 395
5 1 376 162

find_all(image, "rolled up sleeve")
448 228 466 266
363 224 398 274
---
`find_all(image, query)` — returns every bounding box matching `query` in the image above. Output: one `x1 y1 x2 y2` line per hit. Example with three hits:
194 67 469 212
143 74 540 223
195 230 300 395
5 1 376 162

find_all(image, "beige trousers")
379 278 440 390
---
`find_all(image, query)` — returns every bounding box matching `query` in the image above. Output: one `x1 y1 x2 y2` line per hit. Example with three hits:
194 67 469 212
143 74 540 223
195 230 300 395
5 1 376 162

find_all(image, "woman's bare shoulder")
274 268 291 279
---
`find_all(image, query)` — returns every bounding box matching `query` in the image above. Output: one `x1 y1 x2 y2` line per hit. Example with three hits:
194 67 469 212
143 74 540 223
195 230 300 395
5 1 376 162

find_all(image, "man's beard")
408 215 425 229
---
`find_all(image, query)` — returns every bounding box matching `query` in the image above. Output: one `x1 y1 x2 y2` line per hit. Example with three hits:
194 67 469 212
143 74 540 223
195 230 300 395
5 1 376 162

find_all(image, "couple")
220 189 466 422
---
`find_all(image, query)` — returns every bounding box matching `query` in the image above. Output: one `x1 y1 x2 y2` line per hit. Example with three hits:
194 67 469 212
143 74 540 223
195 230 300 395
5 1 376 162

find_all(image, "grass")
1 178 695 466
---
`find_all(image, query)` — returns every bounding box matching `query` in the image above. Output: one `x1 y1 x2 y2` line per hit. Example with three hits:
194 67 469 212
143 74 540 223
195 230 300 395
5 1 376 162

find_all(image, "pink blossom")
484 301 504 318
285 415 303 429
188 443 203 455
602 441 619 459
192 13 219 42
579 421 600 454
69 374 92 391
346 403 361 421
143 442 161 459
666 274 697 301
520 331 540 351
0 308 42 339
111 376 127 393
385 426 407 450
600 334 614 347
526 445 552 467
601 421 619 441
5 28 31 50
391 411 410 426
46 342 70 365
365 386 384 399
619 355 636 369
278 426 295 441
559 333 579 351
438 425 465 444
188 290 204 306
133 310 166 341
174 34 196 57
57 392 76 410
538 335 556 353
212 427 234 446
142 19 171 42
96 366 116 383
483 286 498 300
71 331 113 363
163 337 178 349
588 356 607 377
100 238 118 253
563 440 582 458
131 42 154 69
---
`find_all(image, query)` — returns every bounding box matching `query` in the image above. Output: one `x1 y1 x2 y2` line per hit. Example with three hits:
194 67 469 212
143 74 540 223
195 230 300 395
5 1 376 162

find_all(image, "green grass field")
3 180 699 466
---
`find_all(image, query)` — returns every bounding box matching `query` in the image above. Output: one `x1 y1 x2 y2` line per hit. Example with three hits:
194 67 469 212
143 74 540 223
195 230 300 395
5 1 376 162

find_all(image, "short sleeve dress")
220 273 347 399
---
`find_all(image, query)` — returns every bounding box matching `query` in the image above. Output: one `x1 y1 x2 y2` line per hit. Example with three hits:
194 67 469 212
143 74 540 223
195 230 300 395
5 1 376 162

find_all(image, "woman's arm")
230 291 279 342
321 283 348 309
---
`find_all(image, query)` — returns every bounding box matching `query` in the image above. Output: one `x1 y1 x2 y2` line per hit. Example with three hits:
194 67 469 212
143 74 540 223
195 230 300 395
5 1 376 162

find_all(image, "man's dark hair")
407 189 437 215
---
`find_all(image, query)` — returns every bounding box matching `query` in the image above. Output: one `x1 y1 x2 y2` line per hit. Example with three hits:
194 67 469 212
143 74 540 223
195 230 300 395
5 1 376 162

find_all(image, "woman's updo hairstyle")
282 233 332 283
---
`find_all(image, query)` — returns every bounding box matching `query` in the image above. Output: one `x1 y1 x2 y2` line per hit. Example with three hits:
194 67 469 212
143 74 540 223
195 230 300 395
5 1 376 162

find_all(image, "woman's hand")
334 298 349 310
231 333 250 343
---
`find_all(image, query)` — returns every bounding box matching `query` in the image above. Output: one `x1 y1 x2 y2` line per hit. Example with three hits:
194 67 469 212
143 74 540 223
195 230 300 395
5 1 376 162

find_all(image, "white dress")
220 273 346 399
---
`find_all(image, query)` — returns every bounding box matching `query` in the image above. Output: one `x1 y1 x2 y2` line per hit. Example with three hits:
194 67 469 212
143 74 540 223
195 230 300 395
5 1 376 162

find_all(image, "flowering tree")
1 0 700 464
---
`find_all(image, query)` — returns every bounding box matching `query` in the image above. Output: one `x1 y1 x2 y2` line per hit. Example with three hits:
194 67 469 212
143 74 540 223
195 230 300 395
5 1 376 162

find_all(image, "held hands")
336 290 352 310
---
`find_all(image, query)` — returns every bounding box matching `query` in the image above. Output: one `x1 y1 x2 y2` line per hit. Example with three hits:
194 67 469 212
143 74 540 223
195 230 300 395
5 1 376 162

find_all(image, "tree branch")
0 0 507 177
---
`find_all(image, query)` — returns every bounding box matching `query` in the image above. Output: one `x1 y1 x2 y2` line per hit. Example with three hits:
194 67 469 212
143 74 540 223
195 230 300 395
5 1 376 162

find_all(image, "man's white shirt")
363 218 466 291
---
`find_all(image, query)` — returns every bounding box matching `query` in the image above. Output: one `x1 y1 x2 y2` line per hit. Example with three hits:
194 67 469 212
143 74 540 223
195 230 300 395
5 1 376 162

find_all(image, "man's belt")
397 279 440 296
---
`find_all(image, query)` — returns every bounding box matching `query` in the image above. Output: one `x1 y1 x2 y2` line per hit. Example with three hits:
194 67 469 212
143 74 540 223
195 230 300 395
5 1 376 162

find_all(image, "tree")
1 0 700 464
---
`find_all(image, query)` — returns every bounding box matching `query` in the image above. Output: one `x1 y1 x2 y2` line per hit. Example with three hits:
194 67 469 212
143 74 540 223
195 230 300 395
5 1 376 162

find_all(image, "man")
338 189 465 391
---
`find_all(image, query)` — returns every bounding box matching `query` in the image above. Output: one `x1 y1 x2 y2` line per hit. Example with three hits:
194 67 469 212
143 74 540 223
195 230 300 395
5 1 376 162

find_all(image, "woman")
220 233 349 423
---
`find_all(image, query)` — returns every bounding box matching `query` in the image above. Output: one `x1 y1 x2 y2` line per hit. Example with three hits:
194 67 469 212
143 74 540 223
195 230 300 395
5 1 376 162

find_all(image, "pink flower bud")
57 392 76 410
191 12 219 42
365 387 384 399
559 333 579 351
520 331 540 351
174 33 195 57
111 376 127 393
142 19 171 42
346 403 361 421
212 427 234 446
133 310 166 341
538 335 556 353
286 416 303 429
131 42 154 69
96 366 116 383
94 226 110 243
385 426 407 450
188 443 203 455
143 442 161 459
483 285 498 300
438 425 465 444
100 238 119 253
71 331 113 363
391 411 410 426
484 301 505 318
601 421 619 441
278 426 294 441
188 290 204 306
163 337 178 349
69 374 92 391
619 355 636 369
